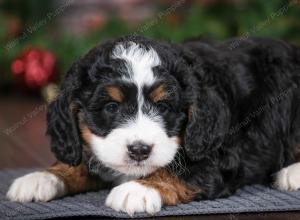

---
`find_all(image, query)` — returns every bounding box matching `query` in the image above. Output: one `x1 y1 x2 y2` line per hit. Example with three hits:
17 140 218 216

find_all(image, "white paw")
274 162 300 191
105 181 162 216
6 171 66 202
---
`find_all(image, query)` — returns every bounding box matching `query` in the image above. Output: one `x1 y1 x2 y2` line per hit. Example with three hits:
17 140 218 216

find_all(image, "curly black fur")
47 35 300 200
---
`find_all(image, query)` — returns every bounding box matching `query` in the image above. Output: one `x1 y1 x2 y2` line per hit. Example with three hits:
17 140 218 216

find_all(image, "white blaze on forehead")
112 42 161 89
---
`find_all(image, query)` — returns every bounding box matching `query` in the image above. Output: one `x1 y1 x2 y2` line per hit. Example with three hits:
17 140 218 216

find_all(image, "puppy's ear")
47 93 82 166
46 41 113 165
47 63 84 166
183 79 231 161
159 42 231 161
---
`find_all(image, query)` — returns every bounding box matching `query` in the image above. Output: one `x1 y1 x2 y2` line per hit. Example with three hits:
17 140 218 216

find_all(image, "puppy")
7 35 300 216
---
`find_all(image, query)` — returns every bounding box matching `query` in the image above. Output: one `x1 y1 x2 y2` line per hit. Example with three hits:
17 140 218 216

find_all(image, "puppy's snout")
127 141 152 162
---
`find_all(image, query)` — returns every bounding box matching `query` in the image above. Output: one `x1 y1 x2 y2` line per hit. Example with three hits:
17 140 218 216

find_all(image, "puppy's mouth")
125 158 149 167
88 131 179 177
109 159 158 177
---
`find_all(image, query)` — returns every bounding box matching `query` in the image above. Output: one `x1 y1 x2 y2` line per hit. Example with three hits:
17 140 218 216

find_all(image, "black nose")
127 141 152 162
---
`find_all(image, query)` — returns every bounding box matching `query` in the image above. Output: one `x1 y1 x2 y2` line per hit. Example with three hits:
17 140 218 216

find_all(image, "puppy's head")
47 36 190 177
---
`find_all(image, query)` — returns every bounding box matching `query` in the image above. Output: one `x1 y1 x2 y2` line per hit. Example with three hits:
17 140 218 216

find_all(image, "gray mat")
1 169 300 220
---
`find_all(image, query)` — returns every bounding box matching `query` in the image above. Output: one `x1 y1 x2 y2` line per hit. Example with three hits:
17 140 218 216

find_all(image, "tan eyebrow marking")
150 85 167 103
106 86 124 102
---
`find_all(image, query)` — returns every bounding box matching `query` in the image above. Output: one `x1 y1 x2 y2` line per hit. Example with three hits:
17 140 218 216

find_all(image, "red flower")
11 48 57 89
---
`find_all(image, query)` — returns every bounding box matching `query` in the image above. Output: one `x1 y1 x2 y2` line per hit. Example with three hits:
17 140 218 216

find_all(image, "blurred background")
0 0 300 169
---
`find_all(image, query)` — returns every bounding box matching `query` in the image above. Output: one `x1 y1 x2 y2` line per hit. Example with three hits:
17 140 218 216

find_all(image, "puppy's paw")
105 181 161 216
6 171 66 202
274 163 300 191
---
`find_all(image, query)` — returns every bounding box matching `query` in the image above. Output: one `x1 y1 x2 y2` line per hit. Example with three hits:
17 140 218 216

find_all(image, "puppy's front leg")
105 169 198 216
7 162 99 202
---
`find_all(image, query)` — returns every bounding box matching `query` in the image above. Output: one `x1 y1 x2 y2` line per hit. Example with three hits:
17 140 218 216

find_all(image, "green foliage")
1 0 300 86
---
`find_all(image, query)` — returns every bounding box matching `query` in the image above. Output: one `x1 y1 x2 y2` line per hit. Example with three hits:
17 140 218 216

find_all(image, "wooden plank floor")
0 95 55 169
1 94 299 220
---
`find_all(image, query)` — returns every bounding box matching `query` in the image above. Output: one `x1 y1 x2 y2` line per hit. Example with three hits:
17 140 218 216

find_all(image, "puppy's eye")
157 102 170 113
104 102 119 114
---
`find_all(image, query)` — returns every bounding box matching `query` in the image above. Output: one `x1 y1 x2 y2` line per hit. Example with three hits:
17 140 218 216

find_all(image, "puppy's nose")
127 141 152 162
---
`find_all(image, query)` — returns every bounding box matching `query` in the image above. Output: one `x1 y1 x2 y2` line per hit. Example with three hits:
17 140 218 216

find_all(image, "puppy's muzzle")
127 141 152 162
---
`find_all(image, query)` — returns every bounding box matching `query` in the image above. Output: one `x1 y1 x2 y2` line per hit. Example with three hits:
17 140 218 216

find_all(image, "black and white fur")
7 35 300 215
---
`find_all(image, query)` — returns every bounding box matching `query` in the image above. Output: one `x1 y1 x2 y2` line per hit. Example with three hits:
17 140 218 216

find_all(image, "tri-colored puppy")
7 35 300 216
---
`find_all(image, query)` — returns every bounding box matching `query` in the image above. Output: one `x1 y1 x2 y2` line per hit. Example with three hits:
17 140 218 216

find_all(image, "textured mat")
1 169 300 220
